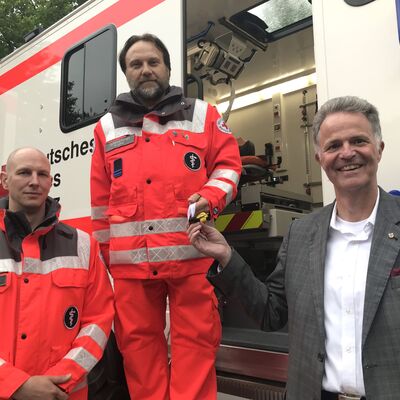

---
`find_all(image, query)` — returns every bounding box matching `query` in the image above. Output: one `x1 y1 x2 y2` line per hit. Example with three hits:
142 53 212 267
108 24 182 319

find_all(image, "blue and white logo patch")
64 306 79 329
216 117 232 134
184 152 201 171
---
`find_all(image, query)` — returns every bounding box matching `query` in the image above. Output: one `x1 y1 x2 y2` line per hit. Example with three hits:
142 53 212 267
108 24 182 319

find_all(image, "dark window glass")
226 0 312 45
60 25 116 133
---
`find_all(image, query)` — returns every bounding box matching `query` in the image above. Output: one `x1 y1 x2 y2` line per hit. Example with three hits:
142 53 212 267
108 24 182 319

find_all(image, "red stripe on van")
0 0 165 95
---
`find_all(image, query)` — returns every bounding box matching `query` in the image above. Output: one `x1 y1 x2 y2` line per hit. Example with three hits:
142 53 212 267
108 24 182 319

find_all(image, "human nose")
141 62 153 76
339 142 356 159
29 172 39 185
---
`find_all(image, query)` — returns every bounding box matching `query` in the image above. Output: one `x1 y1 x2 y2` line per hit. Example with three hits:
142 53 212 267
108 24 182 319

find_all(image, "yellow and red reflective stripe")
215 210 264 232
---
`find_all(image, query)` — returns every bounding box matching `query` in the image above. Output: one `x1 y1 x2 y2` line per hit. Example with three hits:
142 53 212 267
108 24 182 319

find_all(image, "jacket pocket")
51 270 88 288
0 273 10 293
106 203 138 219
167 130 207 149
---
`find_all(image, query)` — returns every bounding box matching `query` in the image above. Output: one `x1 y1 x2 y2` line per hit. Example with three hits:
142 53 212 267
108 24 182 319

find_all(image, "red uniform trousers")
113 273 221 400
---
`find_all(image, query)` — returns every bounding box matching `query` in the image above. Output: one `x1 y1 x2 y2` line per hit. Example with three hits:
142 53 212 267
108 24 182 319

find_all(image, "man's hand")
187 222 232 267
187 193 209 214
12 375 71 400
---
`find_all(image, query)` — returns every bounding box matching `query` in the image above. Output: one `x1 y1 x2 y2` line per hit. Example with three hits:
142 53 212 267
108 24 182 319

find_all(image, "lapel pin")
388 232 398 240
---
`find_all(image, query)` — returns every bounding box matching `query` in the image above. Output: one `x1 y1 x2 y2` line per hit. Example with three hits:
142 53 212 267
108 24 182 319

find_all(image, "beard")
134 84 164 102
130 79 168 106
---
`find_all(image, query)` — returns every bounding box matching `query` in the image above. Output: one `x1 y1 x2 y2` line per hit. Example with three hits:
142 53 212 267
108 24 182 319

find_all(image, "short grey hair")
312 96 382 150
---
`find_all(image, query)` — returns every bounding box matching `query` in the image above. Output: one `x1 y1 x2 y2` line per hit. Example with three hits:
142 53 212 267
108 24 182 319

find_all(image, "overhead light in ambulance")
216 72 316 113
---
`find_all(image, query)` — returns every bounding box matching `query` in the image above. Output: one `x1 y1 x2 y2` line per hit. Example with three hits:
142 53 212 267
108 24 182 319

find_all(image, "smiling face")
124 40 170 108
1 148 52 215
315 112 384 197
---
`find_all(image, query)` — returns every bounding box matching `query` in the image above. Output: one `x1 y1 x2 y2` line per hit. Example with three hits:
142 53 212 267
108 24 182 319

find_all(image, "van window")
60 25 117 133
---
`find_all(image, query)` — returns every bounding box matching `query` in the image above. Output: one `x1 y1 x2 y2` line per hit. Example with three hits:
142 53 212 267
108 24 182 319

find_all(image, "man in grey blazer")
187 96 400 400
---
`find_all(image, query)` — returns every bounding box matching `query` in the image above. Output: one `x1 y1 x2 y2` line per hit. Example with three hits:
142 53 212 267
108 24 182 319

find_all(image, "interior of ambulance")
186 0 318 396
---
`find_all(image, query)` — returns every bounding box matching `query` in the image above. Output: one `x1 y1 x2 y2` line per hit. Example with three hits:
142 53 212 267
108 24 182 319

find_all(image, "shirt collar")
330 189 380 236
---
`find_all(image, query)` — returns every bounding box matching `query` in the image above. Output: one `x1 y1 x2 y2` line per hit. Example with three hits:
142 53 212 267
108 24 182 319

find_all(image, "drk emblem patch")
64 306 79 329
184 152 201 171
216 117 232 134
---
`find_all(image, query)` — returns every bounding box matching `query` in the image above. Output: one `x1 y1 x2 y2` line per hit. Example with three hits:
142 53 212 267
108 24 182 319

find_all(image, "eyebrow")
15 167 50 173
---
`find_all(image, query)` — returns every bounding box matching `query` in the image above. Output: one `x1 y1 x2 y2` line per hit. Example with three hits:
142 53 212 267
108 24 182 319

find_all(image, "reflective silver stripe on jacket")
100 113 114 135
24 256 88 274
71 377 87 393
149 245 207 262
76 324 107 350
93 229 110 244
110 245 207 265
110 217 187 238
64 347 98 372
102 112 143 142
0 358 5 366
0 232 89 275
142 99 207 135
91 206 108 220
77 230 90 270
209 169 240 185
0 259 22 274
110 248 147 265
204 179 233 203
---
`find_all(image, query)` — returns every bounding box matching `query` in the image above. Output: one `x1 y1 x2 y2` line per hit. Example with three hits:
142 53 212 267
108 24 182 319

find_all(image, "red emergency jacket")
91 86 241 279
0 197 114 400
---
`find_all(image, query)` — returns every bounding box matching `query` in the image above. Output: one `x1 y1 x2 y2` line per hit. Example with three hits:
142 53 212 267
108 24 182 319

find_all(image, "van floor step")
217 374 285 400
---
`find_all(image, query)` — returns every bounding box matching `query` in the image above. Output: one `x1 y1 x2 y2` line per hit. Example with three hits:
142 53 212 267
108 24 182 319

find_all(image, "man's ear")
315 152 321 164
0 171 8 191
378 140 385 158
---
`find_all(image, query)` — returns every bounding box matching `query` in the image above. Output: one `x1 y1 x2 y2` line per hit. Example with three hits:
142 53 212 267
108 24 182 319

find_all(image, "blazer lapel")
362 190 400 345
310 203 334 340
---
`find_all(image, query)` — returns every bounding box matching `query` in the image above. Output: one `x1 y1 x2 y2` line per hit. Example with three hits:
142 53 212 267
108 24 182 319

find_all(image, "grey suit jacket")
209 189 400 400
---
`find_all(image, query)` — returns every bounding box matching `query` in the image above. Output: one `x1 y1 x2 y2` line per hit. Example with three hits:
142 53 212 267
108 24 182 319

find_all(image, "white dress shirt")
322 192 379 395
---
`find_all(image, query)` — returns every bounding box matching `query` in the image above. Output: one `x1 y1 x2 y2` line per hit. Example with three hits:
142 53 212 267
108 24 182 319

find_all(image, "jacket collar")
109 85 186 121
0 196 61 233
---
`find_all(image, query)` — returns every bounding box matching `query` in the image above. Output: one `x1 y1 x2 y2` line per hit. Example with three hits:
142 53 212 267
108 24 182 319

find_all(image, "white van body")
1 0 399 396
0 0 184 230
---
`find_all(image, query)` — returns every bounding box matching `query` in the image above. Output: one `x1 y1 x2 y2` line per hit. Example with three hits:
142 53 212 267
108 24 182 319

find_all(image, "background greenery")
0 0 86 59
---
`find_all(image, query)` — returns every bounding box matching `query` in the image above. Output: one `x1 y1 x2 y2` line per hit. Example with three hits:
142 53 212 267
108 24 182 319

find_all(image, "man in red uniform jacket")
0 147 114 400
90 33 241 399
